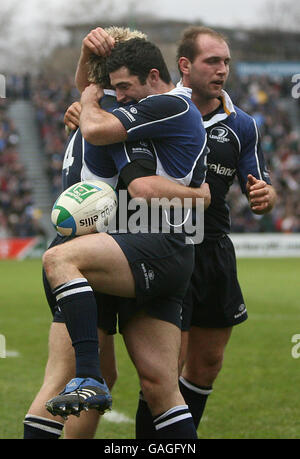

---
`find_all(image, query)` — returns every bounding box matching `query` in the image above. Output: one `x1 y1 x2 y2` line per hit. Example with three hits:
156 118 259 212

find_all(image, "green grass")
0 258 300 439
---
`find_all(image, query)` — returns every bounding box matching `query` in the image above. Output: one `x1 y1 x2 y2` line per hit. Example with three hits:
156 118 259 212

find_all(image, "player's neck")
155 82 175 95
192 95 221 117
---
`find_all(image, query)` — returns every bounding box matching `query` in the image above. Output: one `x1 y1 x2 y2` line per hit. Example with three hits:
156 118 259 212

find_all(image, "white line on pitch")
103 410 134 424
6 350 20 358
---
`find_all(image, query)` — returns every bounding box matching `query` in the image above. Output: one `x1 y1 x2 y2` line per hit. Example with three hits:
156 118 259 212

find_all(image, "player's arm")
64 101 81 134
75 27 115 93
119 158 210 209
238 118 276 215
129 175 211 209
79 84 128 145
246 174 277 214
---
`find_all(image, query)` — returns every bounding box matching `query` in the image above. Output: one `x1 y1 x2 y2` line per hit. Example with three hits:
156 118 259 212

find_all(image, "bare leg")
43 233 135 297
182 326 232 386
25 323 117 439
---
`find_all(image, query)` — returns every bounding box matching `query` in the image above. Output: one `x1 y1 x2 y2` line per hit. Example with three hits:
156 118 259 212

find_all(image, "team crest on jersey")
209 126 230 143
115 106 136 123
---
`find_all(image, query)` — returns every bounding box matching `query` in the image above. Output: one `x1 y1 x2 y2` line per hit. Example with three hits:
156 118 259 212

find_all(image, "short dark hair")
106 38 171 85
177 26 229 70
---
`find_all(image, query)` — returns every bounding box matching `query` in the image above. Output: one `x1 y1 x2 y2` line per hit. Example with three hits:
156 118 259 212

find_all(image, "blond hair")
88 27 147 87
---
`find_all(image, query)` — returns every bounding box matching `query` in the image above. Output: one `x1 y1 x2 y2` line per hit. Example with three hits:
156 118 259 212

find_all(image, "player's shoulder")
143 86 194 113
225 104 258 140
233 104 256 124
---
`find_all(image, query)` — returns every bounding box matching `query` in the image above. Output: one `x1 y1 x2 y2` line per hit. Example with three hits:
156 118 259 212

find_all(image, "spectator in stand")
0 100 41 237
32 75 79 199
226 75 300 233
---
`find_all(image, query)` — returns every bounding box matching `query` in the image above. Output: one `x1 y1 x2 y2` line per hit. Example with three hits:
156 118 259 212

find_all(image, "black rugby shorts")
110 231 194 304
183 234 247 328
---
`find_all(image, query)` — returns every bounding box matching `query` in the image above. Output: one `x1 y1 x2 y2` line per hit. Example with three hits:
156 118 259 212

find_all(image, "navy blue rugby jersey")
202 90 272 238
62 90 120 192
111 86 208 188
62 93 172 193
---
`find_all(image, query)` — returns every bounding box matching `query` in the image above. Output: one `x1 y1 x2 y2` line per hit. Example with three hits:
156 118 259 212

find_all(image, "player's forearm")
80 102 127 145
75 49 91 93
129 176 211 208
264 185 277 212
80 84 128 145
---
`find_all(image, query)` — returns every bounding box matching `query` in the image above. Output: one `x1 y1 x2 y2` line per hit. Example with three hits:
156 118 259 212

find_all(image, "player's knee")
185 351 224 384
43 245 71 282
43 246 61 275
139 370 178 412
139 378 161 409
203 350 224 370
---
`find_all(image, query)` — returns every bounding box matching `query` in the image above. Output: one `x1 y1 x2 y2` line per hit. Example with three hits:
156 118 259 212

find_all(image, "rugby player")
135 26 277 438
23 27 148 440
43 37 210 439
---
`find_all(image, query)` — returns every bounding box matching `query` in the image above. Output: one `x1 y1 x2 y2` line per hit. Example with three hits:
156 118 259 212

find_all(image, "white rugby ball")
51 180 118 236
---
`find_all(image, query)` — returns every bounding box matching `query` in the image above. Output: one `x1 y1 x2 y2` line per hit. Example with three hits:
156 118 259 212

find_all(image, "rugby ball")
51 180 118 236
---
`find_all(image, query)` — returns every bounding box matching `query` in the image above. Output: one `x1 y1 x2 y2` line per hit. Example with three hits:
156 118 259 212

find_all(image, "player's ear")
178 57 191 75
148 68 160 85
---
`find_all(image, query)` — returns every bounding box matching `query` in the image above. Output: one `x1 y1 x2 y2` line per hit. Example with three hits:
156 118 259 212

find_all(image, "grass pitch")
0 257 299 439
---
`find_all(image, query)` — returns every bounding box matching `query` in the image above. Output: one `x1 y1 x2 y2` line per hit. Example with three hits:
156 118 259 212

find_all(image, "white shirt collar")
103 89 117 97
169 85 192 99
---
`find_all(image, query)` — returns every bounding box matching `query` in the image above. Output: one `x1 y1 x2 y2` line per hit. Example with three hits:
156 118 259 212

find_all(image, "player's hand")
64 101 81 131
246 174 270 213
199 182 211 209
81 84 104 106
82 27 115 58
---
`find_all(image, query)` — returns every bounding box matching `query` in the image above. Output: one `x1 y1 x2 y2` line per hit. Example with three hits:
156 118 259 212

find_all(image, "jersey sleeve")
113 93 207 188
237 117 272 194
108 139 157 186
112 94 189 140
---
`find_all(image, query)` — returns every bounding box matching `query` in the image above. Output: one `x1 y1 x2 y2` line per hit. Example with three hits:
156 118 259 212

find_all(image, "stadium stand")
29 72 300 234
0 97 44 238
32 74 79 200
1 67 299 237
227 75 300 233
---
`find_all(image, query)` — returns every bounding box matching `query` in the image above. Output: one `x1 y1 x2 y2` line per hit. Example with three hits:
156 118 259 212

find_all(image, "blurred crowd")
227 75 300 232
32 74 79 199
0 98 42 237
1 71 300 236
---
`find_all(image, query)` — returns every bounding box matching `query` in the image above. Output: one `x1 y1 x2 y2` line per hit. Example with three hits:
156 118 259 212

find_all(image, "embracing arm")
64 101 81 134
246 174 277 214
128 175 211 209
79 84 127 145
